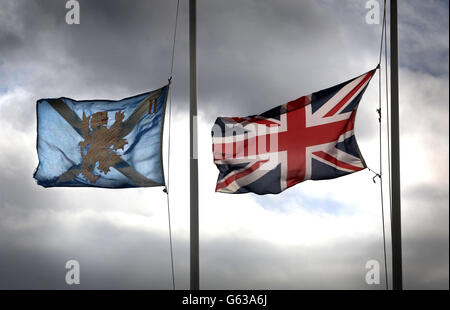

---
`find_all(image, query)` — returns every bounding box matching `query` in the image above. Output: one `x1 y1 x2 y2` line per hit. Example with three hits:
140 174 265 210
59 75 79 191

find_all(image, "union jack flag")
211 69 376 194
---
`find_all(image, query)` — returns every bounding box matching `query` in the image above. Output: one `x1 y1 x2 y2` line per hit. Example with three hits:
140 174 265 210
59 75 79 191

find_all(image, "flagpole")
189 0 200 290
390 0 403 290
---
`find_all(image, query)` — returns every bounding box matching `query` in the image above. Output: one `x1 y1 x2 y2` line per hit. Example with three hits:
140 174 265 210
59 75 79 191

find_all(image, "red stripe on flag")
216 159 268 191
312 151 363 171
324 71 374 118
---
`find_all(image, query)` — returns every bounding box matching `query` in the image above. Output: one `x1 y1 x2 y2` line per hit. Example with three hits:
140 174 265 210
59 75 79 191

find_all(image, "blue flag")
33 85 168 188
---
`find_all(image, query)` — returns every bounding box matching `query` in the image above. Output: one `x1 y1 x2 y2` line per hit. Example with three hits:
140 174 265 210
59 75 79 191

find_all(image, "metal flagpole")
189 0 200 290
390 0 403 290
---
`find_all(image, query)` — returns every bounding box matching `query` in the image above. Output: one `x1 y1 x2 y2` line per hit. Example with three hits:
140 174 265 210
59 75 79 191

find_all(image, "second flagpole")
390 0 403 290
189 0 200 290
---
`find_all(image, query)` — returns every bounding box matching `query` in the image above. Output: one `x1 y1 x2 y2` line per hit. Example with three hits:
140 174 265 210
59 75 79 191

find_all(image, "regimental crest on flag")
33 85 168 188
211 69 375 195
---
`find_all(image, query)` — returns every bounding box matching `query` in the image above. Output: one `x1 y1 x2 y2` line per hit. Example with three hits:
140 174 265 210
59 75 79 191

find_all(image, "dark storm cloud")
3 211 444 290
403 233 449 289
0 133 188 289
0 216 187 289
0 0 381 123
0 0 189 132
0 0 181 87
202 231 449 290
201 236 387 289
0 215 386 290
196 0 382 119
398 0 449 76
401 183 449 289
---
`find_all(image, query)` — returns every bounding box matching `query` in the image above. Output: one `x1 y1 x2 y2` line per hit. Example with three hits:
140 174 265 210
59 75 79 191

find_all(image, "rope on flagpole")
376 0 389 290
165 0 180 290
384 0 393 223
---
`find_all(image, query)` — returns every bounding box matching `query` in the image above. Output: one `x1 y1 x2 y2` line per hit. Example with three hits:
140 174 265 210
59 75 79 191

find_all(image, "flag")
33 85 168 188
211 69 375 195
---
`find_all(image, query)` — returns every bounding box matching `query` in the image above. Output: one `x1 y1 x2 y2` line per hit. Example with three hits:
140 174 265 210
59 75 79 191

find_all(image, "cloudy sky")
0 0 448 289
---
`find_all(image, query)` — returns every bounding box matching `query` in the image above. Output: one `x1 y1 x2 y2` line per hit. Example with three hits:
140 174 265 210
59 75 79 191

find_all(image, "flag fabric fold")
33 85 168 188
211 69 375 195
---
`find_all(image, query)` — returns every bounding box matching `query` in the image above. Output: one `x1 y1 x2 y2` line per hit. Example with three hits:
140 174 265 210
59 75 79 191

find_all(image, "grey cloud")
0 217 186 289
0 0 380 122
401 183 449 289
398 0 449 76
0 0 448 290
201 236 386 289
